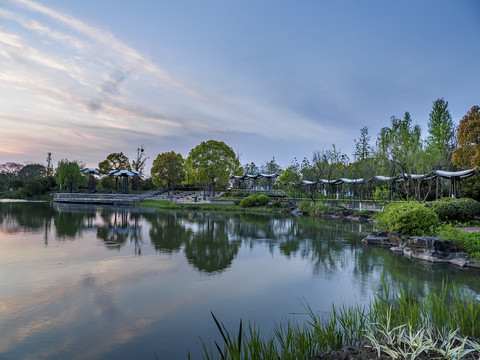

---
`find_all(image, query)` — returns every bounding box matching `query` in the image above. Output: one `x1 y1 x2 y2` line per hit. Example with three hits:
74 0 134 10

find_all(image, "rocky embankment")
363 231 480 271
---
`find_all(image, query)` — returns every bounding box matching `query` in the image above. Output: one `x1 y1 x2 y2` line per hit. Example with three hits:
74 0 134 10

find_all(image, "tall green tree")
452 105 480 169
98 152 131 174
426 98 454 169
376 112 423 198
353 126 375 181
151 151 185 194
185 140 240 196
45 152 54 177
56 160 86 192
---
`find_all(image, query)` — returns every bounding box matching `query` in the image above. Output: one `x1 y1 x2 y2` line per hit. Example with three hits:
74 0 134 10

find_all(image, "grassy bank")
198 281 480 360
137 199 281 214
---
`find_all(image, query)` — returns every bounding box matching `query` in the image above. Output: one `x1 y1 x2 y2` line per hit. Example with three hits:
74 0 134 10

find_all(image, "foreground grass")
197 281 480 359
137 199 280 214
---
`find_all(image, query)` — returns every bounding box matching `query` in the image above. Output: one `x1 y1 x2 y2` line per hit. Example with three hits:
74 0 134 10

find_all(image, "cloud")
11 0 206 99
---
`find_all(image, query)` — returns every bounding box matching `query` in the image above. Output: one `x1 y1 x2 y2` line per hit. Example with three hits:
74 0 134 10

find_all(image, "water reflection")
1 202 480 360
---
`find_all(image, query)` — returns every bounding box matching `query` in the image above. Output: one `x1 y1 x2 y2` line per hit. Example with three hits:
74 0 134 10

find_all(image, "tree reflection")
183 215 241 273
148 212 192 254
0 201 55 234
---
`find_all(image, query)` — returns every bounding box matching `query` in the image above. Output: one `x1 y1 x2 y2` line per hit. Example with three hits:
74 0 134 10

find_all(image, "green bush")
240 194 270 207
454 198 480 222
257 195 270 206
240 194 258 208
425 201 458 222
426 197 480 222
375 202 439 236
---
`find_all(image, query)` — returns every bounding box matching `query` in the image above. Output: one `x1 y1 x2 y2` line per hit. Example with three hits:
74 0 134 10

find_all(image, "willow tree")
185 140 240 196
56 160 86 192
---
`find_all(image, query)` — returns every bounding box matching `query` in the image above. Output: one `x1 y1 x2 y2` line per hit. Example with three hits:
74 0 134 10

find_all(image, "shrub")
437 224 480 259
373 187 390 203
257 195 270 206
425 200 457 222
426 197 480 222
454 198 480 222
240 194 258 208
271 200 283 208
298 200 312 212
375 202 439 236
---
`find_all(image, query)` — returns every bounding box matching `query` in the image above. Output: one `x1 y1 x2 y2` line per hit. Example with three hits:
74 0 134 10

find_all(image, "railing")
53 193 140 204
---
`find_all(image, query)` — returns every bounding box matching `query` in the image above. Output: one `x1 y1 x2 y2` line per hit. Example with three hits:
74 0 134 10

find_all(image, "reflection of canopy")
80 168 99 174
230 173 280 180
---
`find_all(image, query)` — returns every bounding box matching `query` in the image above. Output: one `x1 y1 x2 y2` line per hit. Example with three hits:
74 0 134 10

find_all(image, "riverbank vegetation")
374 198 480 259
198 280 480 359
138 199 281 214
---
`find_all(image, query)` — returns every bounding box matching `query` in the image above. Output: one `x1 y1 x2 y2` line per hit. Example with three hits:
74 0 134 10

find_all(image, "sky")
1 0 479 174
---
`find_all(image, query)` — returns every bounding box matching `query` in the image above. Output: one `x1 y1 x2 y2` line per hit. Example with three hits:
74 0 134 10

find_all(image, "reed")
196 279 480 359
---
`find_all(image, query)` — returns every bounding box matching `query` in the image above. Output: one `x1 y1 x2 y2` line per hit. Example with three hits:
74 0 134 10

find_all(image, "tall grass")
197 279 480 359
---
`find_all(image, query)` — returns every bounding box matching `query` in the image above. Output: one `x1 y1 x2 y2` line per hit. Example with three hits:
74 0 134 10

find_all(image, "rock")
445 252 469 267
466 260 480 270
390 246 405 254
433 240 459 255
403 247 446 263
291 208 304 216
388 232 408 246
362 234 390 246
407 237 440 250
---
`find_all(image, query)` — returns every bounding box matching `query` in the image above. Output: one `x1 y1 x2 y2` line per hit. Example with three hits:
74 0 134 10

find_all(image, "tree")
261 157 282 174
151 151 185 194
98 152 131 191
131 145 149 174
17 164 45 180
376 112 423 198
98 152 131 174
452 105 480 169
354 126 373 163
46 152 54 177
243 162 260 175
0 162 23 191
312 144 349 181
426 98 454 169
56 160 86 192
185 140 240 196
278 166 301 191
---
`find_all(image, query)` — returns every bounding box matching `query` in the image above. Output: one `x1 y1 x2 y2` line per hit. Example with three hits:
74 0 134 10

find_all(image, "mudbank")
363 231 480 271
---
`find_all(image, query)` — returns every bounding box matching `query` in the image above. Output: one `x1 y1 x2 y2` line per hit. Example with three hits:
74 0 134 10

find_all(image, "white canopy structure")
298 168 479 199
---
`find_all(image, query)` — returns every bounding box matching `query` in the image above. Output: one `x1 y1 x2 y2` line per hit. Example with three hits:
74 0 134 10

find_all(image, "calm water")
1 201 479 359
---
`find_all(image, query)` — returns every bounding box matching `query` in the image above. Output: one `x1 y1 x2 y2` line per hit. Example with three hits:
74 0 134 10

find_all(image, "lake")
1 200 479 359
